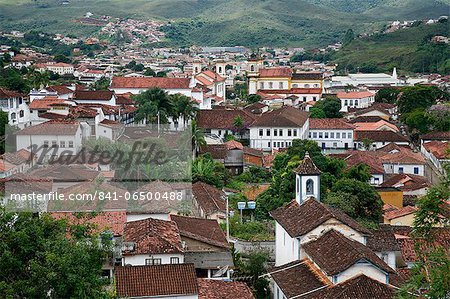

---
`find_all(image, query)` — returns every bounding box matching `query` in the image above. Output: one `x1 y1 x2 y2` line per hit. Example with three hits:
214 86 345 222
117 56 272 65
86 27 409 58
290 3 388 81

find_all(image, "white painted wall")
275 222 300 266
250 121 309 151
333 262 388 285
122 253 184 266
309 129 354 149
383 163 424 176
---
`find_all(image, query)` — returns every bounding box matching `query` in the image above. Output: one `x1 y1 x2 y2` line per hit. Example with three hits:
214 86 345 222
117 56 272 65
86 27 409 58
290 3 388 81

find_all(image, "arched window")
19 110 24 118
306 179 314 195
305 84 310 88
250 65 255 72
10 112 16 120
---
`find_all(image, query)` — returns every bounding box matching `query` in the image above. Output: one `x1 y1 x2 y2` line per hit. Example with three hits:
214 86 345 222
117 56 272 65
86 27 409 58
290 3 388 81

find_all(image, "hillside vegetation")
0 0 448 47
333 21 450 75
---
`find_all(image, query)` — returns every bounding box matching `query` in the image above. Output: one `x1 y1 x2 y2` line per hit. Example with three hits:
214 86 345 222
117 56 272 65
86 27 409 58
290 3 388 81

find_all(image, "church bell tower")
294 152 321 204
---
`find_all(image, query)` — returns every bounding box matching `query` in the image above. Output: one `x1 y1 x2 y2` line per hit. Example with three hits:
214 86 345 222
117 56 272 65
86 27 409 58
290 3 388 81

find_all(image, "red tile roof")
74 90 114 101
270 260 329 298
270 199 371 238
309 118 355 130
250 106 309 127
303 230 394 276
355 131 409 143
421 131 450 141
384 205 417 220
46 85 73 95
308 274 396 299
29 97 66 110
0 88 25 98
192 182 226 215
225 140 244 150
380 173 430 191
49 211 127 236
123 217 183 255
111 76 191 89
171 215 229 249
197 108 255 130
422 141 449 159
259 67 292 77
16 119 80 135
198 279 254 299
115 264 198 298
336 91 374 99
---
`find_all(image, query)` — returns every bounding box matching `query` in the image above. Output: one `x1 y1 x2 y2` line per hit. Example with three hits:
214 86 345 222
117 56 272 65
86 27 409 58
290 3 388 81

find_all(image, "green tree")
342 29 355 46
0 110 8 154
233 115 245 139
247 94 261 104
311 97 342 118
0 210 113 298
144 68 156 76
397 85 449 114
397 178 450 298
310 107 326 118
92 77 110 91
344 163 372 182
191 119 206 155
234 250 270 298
133 88 175 124
375 87 400 104
330 178 383 223
171 94 197 128
192 154 226 188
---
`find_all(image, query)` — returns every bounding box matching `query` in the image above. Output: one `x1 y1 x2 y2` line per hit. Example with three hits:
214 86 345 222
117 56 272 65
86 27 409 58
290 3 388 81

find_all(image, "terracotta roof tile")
192 182 226 215
111 76 191 89
336 91 374 99
198 279 254 299
270 260 329 298
422 141 449 159
49 211 126 236
115 264 198 298
29 97 66 110
303 230 394 276
421 131 450 141
197 109 255 130
170 215 229 249
295 153 321 175
384 205 417 220
355 131 409 143
250 106 309 127
74 90 114 101
309 118 355 130
307 274 395 299
16 119 79 136
259 68 292 77
367 224 401 252
123 217 183 255
270 199 371 237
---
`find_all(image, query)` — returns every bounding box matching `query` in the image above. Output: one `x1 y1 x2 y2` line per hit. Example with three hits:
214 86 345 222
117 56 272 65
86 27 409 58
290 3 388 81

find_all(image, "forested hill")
332 21 450 75
0 0 449 47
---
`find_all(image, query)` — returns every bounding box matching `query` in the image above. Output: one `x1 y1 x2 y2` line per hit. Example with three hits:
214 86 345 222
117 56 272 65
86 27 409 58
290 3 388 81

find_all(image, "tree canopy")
0 210 113 299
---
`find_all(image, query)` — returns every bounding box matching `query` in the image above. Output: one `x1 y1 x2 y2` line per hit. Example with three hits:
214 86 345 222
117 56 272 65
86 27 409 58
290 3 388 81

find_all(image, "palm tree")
133 88 175 125
191 119 206 157
170 94 198 129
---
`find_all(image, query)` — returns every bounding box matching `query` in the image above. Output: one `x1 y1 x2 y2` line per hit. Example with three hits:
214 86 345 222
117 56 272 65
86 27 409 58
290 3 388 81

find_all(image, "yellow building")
376 187 403 209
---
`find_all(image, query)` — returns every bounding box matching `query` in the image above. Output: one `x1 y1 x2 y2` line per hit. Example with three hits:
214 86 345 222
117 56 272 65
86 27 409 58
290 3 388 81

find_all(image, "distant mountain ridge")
0 0 448 47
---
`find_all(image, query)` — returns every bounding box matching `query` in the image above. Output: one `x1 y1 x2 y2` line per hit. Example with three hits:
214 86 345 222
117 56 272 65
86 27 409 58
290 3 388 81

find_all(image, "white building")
16 120 83 163
249 106 309 151
308 118 355 150
336 91 375 112
268 155 398 298
0 88 30 128
36 62 74 76
121 217 185 266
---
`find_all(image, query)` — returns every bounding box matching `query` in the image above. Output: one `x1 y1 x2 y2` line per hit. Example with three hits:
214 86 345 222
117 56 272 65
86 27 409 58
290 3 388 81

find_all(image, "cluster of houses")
0 52 449 298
